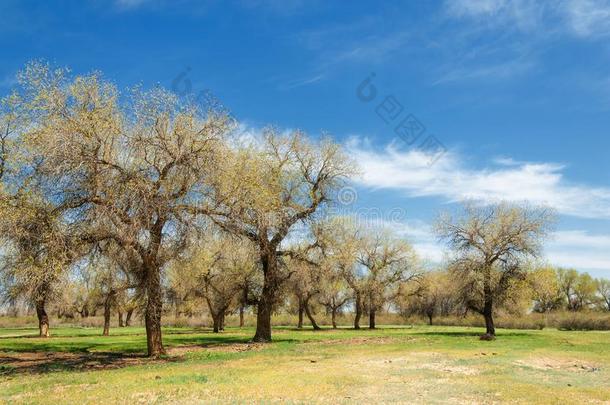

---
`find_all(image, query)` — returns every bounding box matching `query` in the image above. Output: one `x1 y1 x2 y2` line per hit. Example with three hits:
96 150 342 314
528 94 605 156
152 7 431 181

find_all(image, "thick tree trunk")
304 298 321 331
331 307 337 329
483 307 495 337
125 309 133 326
369 308 376 329
35 300 50 338
239 305 245 328
428 313 433 326
144 264 165 357
354 292 362 330
253 251 278 342
212 313 220 333
219 311 225 331
103 297 111 336
118 311 124 327
297 299 304 329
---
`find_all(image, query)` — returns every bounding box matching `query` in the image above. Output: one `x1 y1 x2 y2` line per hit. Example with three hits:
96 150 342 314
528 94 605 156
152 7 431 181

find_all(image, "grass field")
0 325 608 404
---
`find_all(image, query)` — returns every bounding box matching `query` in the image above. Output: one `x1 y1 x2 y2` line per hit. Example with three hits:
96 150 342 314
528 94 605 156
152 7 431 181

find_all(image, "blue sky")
1 0 610 277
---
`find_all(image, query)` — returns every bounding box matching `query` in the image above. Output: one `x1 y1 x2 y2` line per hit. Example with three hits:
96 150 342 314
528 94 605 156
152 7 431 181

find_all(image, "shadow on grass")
0 331 298 375
0 351 180 375
415 330 534 337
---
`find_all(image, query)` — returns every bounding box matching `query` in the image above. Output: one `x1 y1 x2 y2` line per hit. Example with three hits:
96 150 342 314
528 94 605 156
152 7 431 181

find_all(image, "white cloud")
346 138 610 219
445 0 610 38
563 0 610 37
546 230 610 276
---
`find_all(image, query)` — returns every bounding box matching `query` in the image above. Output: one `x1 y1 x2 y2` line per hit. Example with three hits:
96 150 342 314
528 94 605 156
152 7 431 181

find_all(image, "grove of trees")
1 62 608 356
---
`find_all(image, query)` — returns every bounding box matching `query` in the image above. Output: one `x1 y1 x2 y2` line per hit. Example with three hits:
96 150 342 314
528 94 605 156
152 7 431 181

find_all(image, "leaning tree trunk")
297 298 304 329
35 299 50 338
304 297 321 331
144 263 165 356
354 292 362 330
212 312 221 333
252 251 278 342
102 296 112 336
125 309 133 326
219 311 225 331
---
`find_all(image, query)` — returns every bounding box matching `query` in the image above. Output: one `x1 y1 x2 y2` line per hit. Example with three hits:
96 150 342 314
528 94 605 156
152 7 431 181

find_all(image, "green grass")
0 325 608 404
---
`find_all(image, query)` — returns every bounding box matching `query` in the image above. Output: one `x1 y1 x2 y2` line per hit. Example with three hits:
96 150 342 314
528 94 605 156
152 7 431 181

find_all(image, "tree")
528 266 563 313
318 267 351 329
557 268 579 311
15 62 230 356
0 193 74 337
436 203 554 339
317 217 364 329
357 232 419 329
596 278 610 311
572 272 596 311
399 271 456 325
172 234 259 332
205 130 355 342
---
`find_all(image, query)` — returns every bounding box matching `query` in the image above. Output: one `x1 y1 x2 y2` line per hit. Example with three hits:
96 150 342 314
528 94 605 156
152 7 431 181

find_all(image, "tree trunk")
481 266 495 338
369 308 376 329
331 307 337 329
35 300 50 338
297 299 304 329
354 292 362 330
144 264 165 356
103 297 111 336
118 311 124 327
239 305 245 328
304 297 321 331
428 313 433 326
219 311 225 331
125 309 133 326
483 309 495 337
252 251 277 342
212 312 220 333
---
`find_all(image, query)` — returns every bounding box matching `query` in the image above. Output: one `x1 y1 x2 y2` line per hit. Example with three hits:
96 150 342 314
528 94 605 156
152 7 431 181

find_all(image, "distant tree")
171 233 259 333
528 266 563 313
572 272 597 311
0 193 75 337
357 232 419 329
557 268 580 311
596 278 610 311
436 203 554 339
399 271 456 325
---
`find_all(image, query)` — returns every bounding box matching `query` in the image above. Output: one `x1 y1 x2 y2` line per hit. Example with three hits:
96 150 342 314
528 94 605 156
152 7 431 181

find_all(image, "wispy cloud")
563 0 610 37
346 137 610 219
433 59 536 84
547 230 610 275
445 0 610 38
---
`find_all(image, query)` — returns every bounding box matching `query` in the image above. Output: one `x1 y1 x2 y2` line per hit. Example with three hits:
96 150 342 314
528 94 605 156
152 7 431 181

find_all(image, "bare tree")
204 130 355 342
357 232 419 329
0 193 75 337
596 278 610 311
14 62 230 356
436 203 554 339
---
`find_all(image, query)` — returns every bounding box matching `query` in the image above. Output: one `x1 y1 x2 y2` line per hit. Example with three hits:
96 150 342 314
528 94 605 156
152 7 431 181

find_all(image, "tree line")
0 62 605 356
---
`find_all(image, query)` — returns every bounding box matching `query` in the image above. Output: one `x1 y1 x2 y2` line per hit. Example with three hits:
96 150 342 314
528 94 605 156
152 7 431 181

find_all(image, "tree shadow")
415 330 534 337
0 351 181 376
